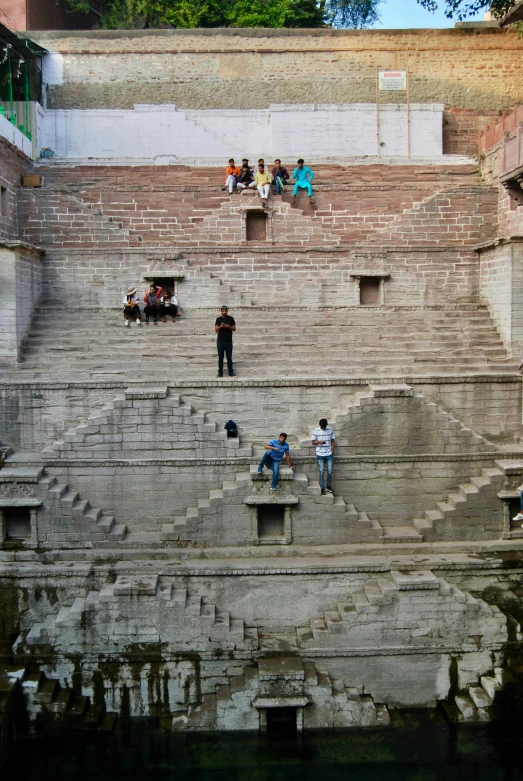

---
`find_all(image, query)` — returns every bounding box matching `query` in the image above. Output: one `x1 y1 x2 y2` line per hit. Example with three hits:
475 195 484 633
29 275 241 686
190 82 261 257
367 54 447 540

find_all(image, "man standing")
215 305 236 378
311 418 335 495
257 433 293 492
292 158 315 205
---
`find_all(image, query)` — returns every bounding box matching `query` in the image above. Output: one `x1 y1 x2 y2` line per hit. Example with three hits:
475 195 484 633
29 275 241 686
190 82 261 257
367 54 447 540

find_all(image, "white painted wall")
0 114 32 159
38 102 446 164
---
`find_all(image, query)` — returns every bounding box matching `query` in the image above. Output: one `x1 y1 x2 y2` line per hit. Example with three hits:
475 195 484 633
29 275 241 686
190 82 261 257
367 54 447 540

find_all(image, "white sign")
379 71 407 91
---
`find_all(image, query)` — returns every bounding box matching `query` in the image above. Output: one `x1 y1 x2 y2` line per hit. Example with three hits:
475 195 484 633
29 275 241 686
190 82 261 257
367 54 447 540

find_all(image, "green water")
4 710 523 781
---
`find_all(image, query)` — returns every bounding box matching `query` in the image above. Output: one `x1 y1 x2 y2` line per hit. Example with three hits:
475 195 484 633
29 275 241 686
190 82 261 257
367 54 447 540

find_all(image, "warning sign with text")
378 71 407 91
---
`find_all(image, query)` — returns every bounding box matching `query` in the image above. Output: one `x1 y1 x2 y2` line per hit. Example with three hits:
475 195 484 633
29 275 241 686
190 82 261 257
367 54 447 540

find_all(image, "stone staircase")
413 465 506 541
21 573 258 653
21 668 118 733
12 305 517 382
159 464 384 547
453 669 506 723
298 384 494 455
296 570 507 651
41 386 251 461
172 656 391 731
0 464 127 548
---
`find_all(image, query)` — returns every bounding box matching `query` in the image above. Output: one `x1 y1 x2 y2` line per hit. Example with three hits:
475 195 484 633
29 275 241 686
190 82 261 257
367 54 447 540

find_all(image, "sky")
372 0 484 28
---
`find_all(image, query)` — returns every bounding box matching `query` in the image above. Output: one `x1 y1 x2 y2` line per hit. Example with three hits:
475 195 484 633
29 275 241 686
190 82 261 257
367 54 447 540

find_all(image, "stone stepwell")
12 305 518 382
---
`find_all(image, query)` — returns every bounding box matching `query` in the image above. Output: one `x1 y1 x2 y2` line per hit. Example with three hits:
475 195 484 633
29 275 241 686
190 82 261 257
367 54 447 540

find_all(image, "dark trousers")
144 304 159 321
217 340 233 376
124 305 141 320
159 303 178 319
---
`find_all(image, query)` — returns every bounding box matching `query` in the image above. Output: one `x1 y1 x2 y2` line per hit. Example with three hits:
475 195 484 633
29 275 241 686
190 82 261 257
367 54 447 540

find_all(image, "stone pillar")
478 237 523 357
0 241 43 363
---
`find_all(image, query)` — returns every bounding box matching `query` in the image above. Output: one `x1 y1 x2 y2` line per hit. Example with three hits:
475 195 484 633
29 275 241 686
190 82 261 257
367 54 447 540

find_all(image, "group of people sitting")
223 157 315 208
123 284 180 326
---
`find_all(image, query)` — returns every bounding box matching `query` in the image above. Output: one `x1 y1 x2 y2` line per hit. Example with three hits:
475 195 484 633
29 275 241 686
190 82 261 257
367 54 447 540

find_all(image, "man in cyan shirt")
292 158 315 206
257 433 293 492
311 418 335 495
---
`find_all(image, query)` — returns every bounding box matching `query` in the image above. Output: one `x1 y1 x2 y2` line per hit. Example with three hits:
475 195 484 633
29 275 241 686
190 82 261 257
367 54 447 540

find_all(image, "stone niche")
351 271 390 306
246 210 268 242
245 494 297 545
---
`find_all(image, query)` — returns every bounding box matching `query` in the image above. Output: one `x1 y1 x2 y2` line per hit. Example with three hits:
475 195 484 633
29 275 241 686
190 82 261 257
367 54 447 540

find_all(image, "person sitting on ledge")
143 283 162 325
272 158 289 195
236 165 256 192
292 158 315 205
512 486 523 525
242 158 253 176
257 433 293 492
159 288 179 322
122 286 142 327
222 158 241 195
255 162 273 208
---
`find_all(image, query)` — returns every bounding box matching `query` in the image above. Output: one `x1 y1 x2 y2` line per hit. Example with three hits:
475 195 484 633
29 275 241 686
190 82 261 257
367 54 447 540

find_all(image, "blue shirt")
292 166 315 184
267 439 290 462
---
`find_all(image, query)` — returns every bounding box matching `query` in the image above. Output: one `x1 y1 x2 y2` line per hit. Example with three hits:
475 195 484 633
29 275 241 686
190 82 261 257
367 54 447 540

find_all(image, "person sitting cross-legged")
159 288 179 322
292 158 315 205
257 433 293 492
255 163 273 208
122 286 142 327
236 165 256 193
143 283 162 325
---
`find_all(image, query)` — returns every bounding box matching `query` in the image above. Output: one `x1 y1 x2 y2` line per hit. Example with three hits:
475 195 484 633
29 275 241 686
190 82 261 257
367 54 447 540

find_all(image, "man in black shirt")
215 305 236 377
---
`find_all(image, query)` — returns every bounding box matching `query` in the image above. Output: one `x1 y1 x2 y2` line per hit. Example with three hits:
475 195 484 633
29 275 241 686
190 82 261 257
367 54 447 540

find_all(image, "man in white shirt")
311 418 335 495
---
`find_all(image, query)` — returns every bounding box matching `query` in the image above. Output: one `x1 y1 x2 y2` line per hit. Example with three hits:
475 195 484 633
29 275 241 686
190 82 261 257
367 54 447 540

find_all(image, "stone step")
382 526 423 543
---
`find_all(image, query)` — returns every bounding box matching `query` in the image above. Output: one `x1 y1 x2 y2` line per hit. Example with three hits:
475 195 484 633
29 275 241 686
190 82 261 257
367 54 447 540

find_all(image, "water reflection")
4 709 523 781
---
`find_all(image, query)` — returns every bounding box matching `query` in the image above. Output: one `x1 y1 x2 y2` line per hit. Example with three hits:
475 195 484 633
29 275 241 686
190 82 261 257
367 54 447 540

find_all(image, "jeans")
274 176 286 194
237 182 256 191
226 174 237 193
258 451 281 489
317 454 333 490
217 340 233 376
293 181 313 197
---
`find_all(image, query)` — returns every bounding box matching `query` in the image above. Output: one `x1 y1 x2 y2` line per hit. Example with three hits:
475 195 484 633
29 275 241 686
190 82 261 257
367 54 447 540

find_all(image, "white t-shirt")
311 426 335 456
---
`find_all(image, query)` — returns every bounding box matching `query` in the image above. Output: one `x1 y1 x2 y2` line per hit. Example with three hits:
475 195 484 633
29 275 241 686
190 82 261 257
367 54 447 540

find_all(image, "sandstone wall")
0 139 26 243
35 28 523 113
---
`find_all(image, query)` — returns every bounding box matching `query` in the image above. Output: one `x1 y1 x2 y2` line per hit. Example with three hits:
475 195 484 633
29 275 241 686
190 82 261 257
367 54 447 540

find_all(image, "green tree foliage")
417 0 516 20
65 0 382 28
326 0 381 28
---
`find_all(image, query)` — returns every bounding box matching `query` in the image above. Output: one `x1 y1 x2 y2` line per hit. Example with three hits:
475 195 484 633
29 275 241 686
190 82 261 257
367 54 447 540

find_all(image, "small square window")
5 507 31 540
359 277 381 306
246 211 267 241
257 505 285 541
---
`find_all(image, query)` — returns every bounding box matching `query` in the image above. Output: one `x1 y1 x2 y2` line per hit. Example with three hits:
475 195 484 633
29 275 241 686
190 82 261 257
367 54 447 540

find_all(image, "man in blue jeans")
257 433 293 492
311 418 335 495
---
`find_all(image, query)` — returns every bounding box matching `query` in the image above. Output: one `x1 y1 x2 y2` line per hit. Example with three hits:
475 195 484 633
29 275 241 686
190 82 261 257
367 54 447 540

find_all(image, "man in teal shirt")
292 158 315 205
